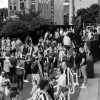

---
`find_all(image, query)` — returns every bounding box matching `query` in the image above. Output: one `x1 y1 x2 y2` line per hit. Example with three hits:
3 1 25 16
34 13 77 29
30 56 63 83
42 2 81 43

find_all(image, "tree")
0 8 52 42
76 4 100 25
0 19 29 39
16 8 52 30
16 9 39 22
0 8 8 21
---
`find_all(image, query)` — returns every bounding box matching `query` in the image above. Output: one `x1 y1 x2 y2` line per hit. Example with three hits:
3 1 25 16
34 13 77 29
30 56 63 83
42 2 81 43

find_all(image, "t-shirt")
63 36 71 46
9 57 17 67
57 74 66 87
79 52 86 66
70 56 80 68
23 45 29 55
4 60 11 72
46 52 54 63
58 35 63 43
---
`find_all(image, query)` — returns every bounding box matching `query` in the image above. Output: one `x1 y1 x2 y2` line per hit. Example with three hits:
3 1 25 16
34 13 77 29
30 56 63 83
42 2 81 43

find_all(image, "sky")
75 0 98 12
0 0 8 8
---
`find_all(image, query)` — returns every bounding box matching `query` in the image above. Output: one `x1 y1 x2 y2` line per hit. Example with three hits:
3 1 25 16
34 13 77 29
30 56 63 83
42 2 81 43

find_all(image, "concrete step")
78 79 99 100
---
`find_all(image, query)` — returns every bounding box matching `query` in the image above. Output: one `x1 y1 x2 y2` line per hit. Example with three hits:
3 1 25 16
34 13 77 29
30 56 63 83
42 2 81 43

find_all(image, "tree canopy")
0 19 29 38
76 4 100 25
0 8 52 38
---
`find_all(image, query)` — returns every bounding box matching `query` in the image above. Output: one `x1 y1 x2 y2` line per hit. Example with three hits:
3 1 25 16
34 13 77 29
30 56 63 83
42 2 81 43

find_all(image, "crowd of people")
0 27 91 100
81 25 100 41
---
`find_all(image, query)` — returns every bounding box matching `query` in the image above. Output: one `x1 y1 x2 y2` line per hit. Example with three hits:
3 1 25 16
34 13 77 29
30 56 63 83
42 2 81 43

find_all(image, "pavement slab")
78 79 98 100
78 61 100 100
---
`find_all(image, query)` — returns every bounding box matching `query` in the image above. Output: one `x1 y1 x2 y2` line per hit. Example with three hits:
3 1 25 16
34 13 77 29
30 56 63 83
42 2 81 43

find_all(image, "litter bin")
86 54 94 78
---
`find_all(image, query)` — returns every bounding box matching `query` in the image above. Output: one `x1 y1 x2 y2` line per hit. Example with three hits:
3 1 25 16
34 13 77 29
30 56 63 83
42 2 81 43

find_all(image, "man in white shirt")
63 35 71 51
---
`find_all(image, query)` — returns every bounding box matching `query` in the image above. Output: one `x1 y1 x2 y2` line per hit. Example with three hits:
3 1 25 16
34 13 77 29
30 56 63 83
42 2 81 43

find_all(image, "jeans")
81 65 87 85
0 91 5 100
17 74 23 89
10 67 17 83
47 62 53 76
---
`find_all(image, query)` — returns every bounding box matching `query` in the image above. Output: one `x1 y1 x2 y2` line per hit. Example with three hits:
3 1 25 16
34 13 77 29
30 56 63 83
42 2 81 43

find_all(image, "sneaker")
78 76 81 78
75 83 79 86
23 80 29 82
81 83 84 86
80 85 87 88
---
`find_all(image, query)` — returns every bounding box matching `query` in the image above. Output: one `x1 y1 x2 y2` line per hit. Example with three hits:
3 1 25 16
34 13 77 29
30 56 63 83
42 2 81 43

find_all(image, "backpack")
31 61 39 74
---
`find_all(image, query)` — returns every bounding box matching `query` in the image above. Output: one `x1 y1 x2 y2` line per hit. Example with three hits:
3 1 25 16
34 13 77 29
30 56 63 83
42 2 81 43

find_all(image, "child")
9 87 19 100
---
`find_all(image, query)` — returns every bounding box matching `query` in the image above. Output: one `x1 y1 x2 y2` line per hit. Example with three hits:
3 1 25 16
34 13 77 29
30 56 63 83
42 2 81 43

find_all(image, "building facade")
8 0 38 16
8 0 75 25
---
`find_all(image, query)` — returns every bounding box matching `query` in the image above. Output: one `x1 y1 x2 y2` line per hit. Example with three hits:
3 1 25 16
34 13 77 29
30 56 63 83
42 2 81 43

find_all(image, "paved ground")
78 61 100 100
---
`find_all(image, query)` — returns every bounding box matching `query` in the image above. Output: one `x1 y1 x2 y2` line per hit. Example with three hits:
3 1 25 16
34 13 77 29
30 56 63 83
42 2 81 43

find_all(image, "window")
14 6 16 10
64 14 69 25
9 0 14 2
64 5 69 14
20 3 24 10
10 6 12 10
30 4 35 11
